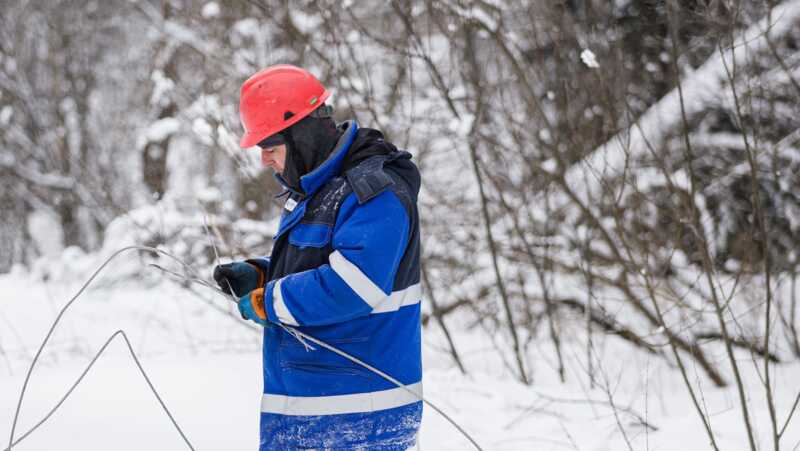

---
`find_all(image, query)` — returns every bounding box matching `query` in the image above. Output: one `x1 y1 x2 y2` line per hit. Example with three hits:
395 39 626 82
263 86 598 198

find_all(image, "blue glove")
213 261 264 297
238 288 267 326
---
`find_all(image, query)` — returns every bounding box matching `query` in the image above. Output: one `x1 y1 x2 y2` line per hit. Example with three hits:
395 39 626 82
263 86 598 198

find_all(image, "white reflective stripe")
272 278 299 326
261 382 422 416
371 283 422 314
329 250 387 307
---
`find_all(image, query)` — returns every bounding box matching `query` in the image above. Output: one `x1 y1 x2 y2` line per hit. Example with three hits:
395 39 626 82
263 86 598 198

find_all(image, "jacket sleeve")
262 189 410 327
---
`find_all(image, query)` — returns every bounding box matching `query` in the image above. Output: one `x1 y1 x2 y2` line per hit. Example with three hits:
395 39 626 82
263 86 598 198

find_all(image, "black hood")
340 127 396 173
276 122 416 200
343 127 421 202
281 115 341 194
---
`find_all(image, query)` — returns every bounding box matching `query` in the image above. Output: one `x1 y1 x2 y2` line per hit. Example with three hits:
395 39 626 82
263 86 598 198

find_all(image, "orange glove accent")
250 287 266 320
238 287 267 325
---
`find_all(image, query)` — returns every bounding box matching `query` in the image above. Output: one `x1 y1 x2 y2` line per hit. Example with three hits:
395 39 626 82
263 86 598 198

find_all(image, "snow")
2 250 800 450
201 2 220 19
0 161 74 190
0 106 12 126
580 49 600 69
196 186 222 203
27 211 63 257
191 118 214 145
289 10 323 34
233 18 259 38
142 118 181 144
3 56 16 74
149 70 175 106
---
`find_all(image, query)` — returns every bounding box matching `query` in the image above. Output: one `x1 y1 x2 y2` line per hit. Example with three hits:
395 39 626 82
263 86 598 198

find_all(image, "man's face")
261 144 287 173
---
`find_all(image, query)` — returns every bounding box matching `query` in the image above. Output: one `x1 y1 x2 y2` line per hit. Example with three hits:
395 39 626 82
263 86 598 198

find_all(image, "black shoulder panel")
345 156 395 204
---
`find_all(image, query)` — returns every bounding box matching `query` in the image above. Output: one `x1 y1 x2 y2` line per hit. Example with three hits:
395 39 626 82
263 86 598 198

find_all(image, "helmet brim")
240 130 264 148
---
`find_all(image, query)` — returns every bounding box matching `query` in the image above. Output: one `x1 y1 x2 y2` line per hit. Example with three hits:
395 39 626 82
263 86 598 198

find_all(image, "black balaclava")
279 112 341 195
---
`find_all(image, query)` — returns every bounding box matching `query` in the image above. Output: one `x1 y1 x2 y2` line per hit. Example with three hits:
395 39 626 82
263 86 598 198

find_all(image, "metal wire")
177 272 485 450
7 246 196 451
7 245 484 451
284 325 484 450
4 330 190 451
195 211 482 449
147 263 259 332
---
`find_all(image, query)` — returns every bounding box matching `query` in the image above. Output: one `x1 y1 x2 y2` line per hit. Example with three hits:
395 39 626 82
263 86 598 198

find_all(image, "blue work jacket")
248 121 423 450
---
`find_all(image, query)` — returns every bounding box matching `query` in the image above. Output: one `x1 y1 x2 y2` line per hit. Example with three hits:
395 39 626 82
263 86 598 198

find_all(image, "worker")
213 64 423 450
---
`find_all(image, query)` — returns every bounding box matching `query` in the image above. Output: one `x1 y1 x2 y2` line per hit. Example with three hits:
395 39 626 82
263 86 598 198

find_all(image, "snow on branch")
561 0 800 203
139 117 181 148
129 0 236 77
0 154 74 190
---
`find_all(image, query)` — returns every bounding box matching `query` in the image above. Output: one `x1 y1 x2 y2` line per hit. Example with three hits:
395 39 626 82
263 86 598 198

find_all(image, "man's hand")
213 262 264 297
238 288 267 326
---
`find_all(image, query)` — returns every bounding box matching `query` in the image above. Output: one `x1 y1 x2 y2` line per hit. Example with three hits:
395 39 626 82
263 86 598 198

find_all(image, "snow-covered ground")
2 253 800 450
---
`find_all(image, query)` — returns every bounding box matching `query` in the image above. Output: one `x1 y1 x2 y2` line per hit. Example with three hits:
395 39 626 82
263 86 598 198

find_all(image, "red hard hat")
238 64 331 148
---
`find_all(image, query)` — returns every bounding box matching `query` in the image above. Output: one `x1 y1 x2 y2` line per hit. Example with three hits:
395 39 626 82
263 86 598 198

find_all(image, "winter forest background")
1 0 800 450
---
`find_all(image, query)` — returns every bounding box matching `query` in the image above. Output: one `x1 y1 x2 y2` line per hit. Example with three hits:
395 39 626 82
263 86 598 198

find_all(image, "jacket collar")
274 120 359 199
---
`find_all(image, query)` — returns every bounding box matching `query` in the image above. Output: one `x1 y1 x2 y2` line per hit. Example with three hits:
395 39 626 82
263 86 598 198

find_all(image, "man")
213 64 423 450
